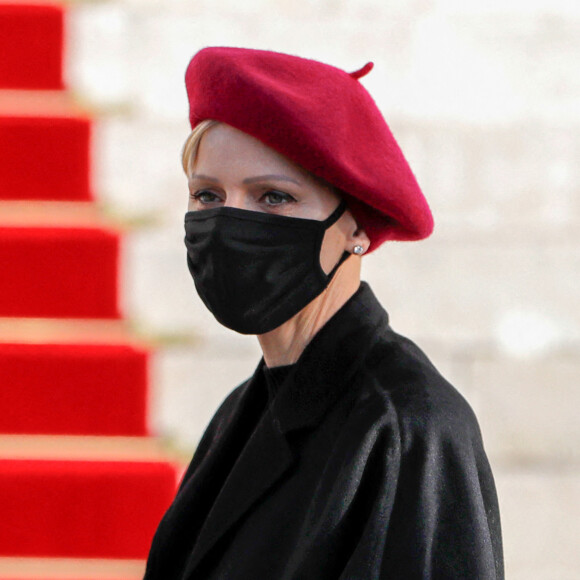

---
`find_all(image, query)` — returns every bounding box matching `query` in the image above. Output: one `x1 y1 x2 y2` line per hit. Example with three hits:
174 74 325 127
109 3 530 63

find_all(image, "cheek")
319 225 347 274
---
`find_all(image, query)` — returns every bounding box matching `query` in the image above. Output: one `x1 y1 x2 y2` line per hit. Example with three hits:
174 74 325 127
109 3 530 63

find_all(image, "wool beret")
185 46 433 251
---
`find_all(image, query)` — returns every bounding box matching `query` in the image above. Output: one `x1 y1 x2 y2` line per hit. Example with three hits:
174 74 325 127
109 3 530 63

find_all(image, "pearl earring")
353 245 365 255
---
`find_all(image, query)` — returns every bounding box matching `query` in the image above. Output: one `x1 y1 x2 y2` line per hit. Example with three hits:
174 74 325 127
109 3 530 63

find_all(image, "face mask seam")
185 211 324 230
185 202 347 228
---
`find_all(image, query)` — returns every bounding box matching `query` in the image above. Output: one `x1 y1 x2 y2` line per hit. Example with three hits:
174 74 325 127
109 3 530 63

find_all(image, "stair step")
0 201 108 228
0 318 139 346
0 343 149 436
0 435 175 462
0 458 177 559
0 114 91 201
0 91 86 118
0 556 145 579
0 226 120 319
0 4 64 90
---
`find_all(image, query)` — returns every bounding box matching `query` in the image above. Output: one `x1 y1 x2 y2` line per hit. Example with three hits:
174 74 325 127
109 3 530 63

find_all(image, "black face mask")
184 201 349 335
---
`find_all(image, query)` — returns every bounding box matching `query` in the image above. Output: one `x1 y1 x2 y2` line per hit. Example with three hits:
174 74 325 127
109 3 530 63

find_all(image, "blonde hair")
181 119 345 202
181 119 220 175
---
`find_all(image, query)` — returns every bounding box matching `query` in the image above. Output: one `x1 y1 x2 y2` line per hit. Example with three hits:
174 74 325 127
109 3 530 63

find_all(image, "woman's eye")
262 191 296 205
192 190 221 204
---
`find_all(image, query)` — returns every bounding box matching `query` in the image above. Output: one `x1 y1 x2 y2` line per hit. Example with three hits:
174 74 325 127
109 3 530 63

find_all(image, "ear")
344 211 370 255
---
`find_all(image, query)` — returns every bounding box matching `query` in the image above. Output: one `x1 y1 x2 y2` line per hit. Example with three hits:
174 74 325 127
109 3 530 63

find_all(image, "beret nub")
185 46 433 251
350 61 374 79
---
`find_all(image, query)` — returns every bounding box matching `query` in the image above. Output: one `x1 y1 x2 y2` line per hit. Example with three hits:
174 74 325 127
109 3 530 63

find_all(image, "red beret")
185 47 433 251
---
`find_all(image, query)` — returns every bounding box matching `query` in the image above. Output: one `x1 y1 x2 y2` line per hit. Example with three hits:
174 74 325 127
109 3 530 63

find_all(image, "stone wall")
65 1 579 577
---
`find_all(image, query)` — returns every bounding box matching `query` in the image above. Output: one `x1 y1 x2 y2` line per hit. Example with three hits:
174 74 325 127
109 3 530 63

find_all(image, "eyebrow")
243 174 301 185
189 173 301 186
189 174 219 183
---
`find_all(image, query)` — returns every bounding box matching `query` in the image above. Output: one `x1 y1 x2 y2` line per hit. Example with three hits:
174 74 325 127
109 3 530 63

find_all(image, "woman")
144 47 503 579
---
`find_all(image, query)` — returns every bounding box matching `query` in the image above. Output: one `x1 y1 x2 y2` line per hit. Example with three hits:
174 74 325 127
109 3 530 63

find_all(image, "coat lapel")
274 282 388 434
183 283 387 578
183 404 294 578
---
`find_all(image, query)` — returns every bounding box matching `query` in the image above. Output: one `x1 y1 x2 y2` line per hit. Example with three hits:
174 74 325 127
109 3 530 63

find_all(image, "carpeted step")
0 343 149 436
0 201 105 228
0 90 87 118
0 317 137 346
0 434 180 466
0 115 91 201
0 555 145 579
0 458 177 560
0 226 120 319
0 4 64 90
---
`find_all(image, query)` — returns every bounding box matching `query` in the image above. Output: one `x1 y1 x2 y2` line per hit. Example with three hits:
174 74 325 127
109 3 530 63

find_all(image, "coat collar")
183 282 388 579
272 281 388 433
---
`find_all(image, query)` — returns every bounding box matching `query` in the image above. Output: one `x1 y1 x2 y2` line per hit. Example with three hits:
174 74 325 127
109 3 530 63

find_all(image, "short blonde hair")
181 119 345 202
181 119 220 175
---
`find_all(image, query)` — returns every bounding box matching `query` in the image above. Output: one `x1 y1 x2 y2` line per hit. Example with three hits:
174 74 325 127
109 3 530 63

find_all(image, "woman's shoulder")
354 326 484 453
206 375 258 432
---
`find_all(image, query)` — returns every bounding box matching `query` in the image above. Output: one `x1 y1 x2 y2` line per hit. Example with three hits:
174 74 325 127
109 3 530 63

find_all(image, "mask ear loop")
321 200 352 281
326 250 351 281
323 200 348 228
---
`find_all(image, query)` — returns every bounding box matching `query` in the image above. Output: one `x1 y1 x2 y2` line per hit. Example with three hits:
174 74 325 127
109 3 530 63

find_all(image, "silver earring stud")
353 245 365 255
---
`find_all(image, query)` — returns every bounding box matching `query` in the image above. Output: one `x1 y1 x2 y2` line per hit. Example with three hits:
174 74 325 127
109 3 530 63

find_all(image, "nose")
223 191 251 210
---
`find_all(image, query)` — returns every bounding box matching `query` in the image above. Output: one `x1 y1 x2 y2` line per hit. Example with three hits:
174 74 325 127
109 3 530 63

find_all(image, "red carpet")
0 4 64 90
0 343 149 436
0 115 92 201
0 3 178 575
0 226 120 319
0 459 176 559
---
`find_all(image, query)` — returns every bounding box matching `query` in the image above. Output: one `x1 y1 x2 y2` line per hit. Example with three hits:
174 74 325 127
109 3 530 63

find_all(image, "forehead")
194 123 314 182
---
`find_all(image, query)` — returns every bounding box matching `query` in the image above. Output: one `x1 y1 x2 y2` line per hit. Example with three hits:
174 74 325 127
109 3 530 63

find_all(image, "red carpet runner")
0 343 148 436
0 227 119 318
0 116 91 201
0 4 64 90
0 460 176 559
0 3 178 578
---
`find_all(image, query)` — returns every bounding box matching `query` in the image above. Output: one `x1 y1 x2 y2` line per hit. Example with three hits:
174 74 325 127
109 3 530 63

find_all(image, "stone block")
391 121 580 242
438 0 580 18
66 3 134 106
472 356 580 465
362 241 580 349
122 225 214 334
445 10 580 121
495 468 580 580
94 117 189 219
150 342 261 451
401 9 580 123
128 14 394 120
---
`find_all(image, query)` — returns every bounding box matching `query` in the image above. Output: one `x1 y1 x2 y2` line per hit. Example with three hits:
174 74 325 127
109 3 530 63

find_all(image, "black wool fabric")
262 363 296 403
144 283 503 579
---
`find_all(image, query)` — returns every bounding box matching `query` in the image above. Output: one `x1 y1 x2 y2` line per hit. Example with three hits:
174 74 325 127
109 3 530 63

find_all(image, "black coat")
144 283 503 579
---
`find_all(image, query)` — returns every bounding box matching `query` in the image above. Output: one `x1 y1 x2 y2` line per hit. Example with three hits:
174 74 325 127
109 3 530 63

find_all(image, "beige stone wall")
65 1 579 577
